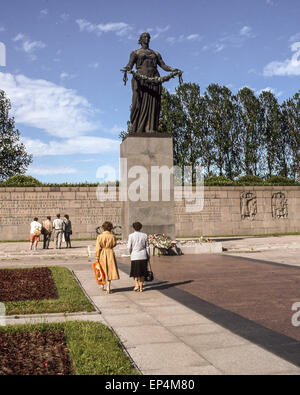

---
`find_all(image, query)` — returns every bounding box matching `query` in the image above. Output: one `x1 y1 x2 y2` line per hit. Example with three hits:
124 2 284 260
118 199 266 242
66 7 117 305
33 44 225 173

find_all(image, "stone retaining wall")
175 186 299 237
0 186 299 240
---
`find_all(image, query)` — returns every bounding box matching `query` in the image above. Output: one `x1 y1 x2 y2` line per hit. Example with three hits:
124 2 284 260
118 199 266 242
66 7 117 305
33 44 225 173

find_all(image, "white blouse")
30 221 42 234
128 231 150 261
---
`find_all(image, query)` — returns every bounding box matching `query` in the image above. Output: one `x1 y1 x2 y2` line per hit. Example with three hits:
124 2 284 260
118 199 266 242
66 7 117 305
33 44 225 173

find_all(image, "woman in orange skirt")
95 221 120 294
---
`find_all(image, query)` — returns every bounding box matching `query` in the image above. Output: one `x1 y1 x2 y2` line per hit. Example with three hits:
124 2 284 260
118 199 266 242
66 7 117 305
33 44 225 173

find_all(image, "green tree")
204 84 240 179
259 90 282 177
281 91 300 180
159 84 212 183
276 106 292 178
175 83 208 183
236 87 263 176
159 87 186 171
0 90 32 182
119 120 132 141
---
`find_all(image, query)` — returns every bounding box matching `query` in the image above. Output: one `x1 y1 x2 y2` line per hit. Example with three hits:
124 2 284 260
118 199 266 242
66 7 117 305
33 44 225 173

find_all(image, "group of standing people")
95 221 150 294
30 214 72 251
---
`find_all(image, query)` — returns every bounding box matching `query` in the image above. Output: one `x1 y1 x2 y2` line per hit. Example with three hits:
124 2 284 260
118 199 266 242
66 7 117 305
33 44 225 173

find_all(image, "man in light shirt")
30 217 42 251
53 214 64 249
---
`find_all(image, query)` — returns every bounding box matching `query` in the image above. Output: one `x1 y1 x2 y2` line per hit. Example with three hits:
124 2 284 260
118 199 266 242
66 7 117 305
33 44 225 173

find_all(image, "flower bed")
0 268 58 302
1 267 94 315
0 322 139 375
0 330 73 375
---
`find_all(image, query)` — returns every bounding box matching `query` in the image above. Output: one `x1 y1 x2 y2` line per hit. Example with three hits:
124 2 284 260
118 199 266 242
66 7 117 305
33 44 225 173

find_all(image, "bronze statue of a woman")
122 32 182 134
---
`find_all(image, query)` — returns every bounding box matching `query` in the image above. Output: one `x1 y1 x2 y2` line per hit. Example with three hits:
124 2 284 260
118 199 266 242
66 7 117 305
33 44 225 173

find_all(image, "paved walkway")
1 237 300 375
74 262 300 375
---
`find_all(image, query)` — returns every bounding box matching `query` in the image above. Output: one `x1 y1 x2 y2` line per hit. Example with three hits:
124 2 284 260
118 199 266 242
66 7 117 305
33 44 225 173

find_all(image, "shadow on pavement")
112 280 193 294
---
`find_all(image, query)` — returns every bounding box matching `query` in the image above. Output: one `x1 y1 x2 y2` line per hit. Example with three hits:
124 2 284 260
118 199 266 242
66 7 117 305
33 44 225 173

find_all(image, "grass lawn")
1 267 95 315
0 321 139 375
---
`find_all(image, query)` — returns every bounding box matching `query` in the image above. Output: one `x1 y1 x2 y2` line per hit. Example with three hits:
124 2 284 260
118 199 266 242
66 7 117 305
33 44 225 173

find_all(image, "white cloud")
40 9 48 16
13 33 46 56
0 25 5 32
145 26 170 40
0 72 98 138
89 62 100 69
76 19 132 37
186 34 203 41
166 34 202 45
22 136 119 157
240 26 254 38
257 87 283 97
203 43 225 52
13 33 25 42
60 72 76 81
203 26 255 53
263 42 300 76
28 165 77 175
215 43 225 52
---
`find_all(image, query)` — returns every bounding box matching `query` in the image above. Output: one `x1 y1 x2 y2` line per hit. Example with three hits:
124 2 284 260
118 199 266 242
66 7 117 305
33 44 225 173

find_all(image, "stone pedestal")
120 135 175 240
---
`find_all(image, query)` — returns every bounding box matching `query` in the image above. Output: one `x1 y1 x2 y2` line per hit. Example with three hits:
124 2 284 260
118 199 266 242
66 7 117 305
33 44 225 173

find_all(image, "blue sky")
0 0 300 183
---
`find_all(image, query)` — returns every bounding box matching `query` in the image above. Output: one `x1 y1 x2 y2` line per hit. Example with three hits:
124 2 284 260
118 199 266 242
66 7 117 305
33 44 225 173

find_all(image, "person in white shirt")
53 214 64 249
29 217 42 251
127 222 150 293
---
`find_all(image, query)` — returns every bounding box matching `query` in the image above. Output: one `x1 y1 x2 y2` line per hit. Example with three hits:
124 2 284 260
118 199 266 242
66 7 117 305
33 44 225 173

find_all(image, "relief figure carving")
272 192 288 219
241 192 257 220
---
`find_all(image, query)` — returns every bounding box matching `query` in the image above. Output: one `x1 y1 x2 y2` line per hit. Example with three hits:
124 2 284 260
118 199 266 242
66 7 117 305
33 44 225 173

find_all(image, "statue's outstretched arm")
123 51 137 71
121 51 137 85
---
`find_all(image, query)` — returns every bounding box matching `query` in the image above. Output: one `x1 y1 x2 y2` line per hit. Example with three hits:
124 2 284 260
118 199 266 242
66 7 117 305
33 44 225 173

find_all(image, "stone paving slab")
127 342 209 371
169 323 226 336
200 344 300 375
155 313 214 327
226 249 300 267
221 235 300 253
180 331 249 352
142 366 223 375
115 325 178 347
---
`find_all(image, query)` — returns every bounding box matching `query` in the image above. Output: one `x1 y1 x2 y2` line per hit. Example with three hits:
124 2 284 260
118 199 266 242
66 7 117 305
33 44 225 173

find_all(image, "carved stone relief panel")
272 192 288 219
240 192 257 221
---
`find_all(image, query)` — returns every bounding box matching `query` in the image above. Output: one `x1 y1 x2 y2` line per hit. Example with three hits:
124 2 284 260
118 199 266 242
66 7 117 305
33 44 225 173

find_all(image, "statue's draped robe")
126 48 174 134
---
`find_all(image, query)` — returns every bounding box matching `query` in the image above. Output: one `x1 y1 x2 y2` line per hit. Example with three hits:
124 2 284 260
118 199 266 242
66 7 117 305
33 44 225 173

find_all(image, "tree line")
158 83 300 182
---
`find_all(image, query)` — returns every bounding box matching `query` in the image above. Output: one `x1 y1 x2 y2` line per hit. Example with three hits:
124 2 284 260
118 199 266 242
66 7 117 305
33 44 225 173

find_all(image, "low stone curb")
5 311 101 320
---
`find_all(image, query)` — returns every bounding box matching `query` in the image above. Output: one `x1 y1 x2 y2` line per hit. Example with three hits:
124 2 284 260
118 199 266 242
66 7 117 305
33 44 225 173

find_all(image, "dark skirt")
130 259 148 278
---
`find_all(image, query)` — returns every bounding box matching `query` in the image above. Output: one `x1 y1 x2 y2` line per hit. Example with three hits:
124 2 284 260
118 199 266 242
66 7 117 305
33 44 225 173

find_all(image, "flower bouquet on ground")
148 234 181 256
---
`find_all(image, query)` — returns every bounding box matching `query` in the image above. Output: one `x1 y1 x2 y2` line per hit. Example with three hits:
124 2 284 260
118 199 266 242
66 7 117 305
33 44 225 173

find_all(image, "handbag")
92 262 106 285
144 260 154 282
